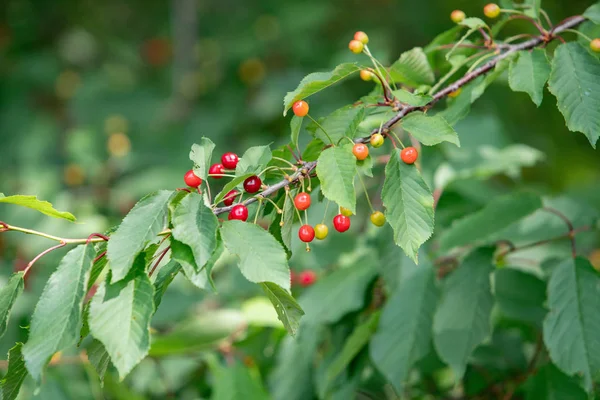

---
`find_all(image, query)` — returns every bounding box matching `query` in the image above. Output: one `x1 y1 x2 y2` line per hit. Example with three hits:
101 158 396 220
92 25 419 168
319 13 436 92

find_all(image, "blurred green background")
1 0 599 398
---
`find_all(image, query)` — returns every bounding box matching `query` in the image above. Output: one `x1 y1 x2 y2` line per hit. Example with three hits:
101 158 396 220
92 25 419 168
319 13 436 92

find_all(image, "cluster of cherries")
183 152 261 222
450 4 600 52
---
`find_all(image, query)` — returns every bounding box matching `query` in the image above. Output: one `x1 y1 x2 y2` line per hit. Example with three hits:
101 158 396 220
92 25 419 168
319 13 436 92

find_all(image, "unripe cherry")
370 133 384 148
292 100 309 117
360 69 373 81
370 211 386 227
299 270 317 287
353 143 369 161
183 169 202 188
450 10 466 23
221 152 239 170
223 189 239 206
590 38 600 53
401 147 418 164
243 175 262 193
298 225 315 243
483 3 500 18
209 163 225 179
340 207 353 217
228 204 248 221
314 224 329 240
354 31 369 44
294 192 311 211
333 214 351 232
448 87 462 98
348 40 364 54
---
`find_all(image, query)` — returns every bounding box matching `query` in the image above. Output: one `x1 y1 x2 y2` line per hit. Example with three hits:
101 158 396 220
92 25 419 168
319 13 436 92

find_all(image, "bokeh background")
1 0 599 398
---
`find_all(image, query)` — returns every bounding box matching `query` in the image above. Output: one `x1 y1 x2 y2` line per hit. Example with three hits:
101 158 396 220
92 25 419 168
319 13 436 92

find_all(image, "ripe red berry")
221 152 239 170
483 3 500 18
354 31 369 44
294 192 311 211
228 204 248 221
401 147 418 164
298 225 315 243
348 40 364 54
450 10 466 23
209 163 225 179
223 189 239 206
292 100 309 117
243 175 262 193
299 270 317 287
590 38 600 53
333 214 351 232
183 169 202 188
353 143 369 161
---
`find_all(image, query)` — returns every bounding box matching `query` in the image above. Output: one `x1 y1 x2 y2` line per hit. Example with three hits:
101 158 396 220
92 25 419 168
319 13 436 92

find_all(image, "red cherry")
221 152 239 170
209 163 225 179
183 169 202 188
228 204 248 221
299 270 317 287
243 175 262 193
333 214 351 232
292 101 309 117
294 192 311 211
352 143 369 161
400 147 418 164
223 189 239 206
298 225 315 243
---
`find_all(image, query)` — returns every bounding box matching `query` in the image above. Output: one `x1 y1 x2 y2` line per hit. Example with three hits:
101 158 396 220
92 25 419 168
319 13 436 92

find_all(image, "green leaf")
107 190 173 282
494 268 547 324
23 244 95 382
525 364 588 400
235 145 272 176
389 47 435 87
214 174 254 205
0 194 76 221
391 89 433 106
177 237 223 291
508 49 551 106
0 272 24 340
290 115 303 148
471 55 514 102
307 105 366 145
211 360 269 400
153 260 181 309
87 339 110 383
583 2 600 24
260 282 304 337
149 310 246 356
326 312 379 388
438 192 542 251
370 262 437 392
0 343 27 400
438 77 482 125
523 0 541 18
89 255 155 380
189 137 216 180
316 146 356 213
400 112 460 147
543 257 600 392
382 149 434 263
220 220 290 290
171 192 218 270
283 63 361 115
548 42 600 148
433 247 494 378
300 259 378 324
459 17 487 30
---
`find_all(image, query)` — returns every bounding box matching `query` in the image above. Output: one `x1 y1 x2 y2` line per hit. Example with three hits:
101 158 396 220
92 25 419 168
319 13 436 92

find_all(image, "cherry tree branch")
212 15 586 217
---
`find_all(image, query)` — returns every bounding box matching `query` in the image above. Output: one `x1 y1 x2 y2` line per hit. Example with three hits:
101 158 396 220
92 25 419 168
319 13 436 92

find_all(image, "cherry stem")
562 28 593 42
272 156 298 169
307 115 334 145
86 233 109 245
24 242 67 277
253 198 263 224
539 9 553 30
260 196 282 214
286 145 301 162
204 181 213 204
93 250 107 264
356 168 374 212
149 246 171 277
389 130 405 149
0 222 107 244
208 173 237 178
322 200 330 224
366 67 392 102
506 14 547 35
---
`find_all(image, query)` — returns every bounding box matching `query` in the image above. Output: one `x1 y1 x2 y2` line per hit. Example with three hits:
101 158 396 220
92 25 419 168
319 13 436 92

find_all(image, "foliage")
1 1 600 399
